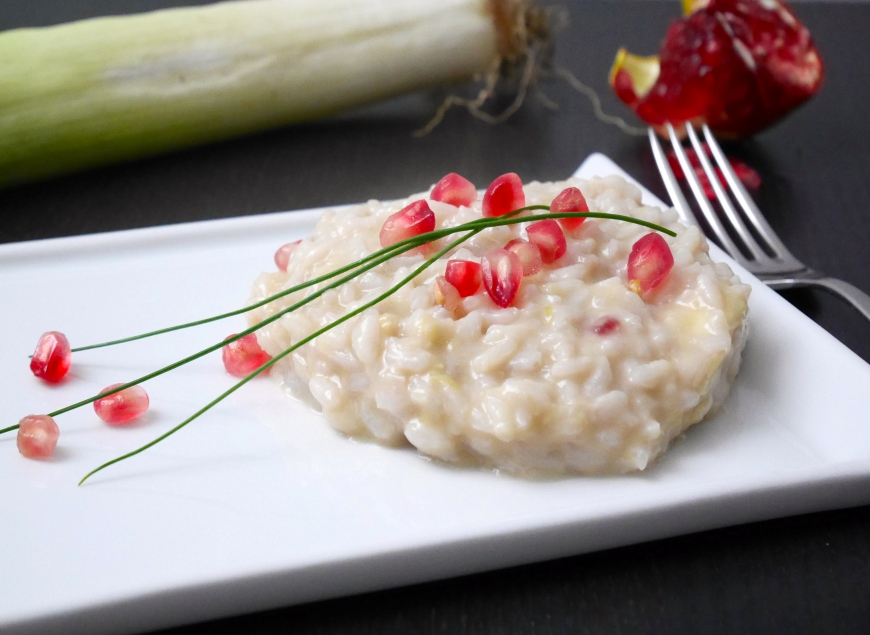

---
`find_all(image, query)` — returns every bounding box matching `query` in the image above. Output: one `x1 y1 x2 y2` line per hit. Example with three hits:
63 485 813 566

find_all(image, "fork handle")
768 277 870 322
812 278 870 322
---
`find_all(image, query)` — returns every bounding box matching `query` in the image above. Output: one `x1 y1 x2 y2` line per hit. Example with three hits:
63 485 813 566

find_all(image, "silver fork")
650 122 870 322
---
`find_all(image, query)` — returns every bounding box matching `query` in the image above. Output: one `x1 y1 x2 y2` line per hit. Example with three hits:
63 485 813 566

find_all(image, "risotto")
248 174 750 476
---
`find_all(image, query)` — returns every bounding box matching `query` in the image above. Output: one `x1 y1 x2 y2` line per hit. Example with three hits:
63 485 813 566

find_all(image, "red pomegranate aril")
223 333 273 377
379 200 436 248
17 415 60 459
730 159 762 189
30 331 72 383
444 259 482 297
434 276 463 314
666 145 762 198
274 240 301 272
505 238 543 277
593 317 621 335
430 173 477 208
627 233 675 294
481 248 523 308
482 173 525 217
94 383 150 426
526 219 567 264
550 187 589 231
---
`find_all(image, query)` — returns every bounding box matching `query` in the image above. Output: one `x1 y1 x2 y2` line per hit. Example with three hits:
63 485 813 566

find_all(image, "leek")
0 0 537 187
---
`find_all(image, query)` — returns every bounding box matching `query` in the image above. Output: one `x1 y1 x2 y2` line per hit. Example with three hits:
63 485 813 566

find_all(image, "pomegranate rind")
610 0 823 138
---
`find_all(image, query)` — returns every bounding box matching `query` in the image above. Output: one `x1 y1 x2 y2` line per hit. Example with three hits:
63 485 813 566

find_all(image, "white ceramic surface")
1 154 869 635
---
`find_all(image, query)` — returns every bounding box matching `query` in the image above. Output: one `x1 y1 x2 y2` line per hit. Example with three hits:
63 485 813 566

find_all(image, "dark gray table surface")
2 1 869 633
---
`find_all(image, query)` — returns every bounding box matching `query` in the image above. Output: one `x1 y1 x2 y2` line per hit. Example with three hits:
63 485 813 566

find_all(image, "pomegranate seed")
444 259 482 297
482 173 525 217
274 240 301 272
505 238 543 277
481 248 523 308
666 145 761 199
17 415 60 459
593 317 620 335
434 276 463 314
627 233 675 294
94 383 150 426
526 219 567 264
730 159 761 189
430 173 477 207
30 331 72 383
550 187 589 231
379 200 436 248
223 333 273 377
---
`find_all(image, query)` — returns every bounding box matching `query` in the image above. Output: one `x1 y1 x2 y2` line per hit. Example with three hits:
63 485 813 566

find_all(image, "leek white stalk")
0 0 535 186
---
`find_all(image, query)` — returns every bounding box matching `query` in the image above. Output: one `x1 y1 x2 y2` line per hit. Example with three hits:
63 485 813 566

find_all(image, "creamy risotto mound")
248 175 750 476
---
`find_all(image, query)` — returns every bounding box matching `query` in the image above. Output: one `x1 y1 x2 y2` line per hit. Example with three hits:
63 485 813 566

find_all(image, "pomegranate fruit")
433 276 463 314
481 248 523 308
379 200 436 248
593 318 621 336
667 143 761 199
431 173 477 208
505 239 543 277
94 383 150 426
30 331 72 383
17 415 60 459
550 187 589 231
274 240 301 272
627 234 675 294
526 219 567 264
222 333 273 377
482 173 525 217
609 0 823 138
444 259 482 297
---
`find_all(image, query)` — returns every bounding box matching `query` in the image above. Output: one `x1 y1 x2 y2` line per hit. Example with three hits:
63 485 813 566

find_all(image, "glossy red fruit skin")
628 234 675 294
526 219 567 264
274 240 301 272
550 187 589 231
615 0 823 138
482 173 525 217
30 331 72 383
94 383 150 426
17 415 60 459
505 238 543 277
379 200 436 248
431 173 477 208
481 248 523 308
444 260 482 297
222 334 273 377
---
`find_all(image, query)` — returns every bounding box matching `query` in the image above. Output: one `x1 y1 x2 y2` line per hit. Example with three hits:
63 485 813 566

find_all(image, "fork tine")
684 125 769 260
701 125 800 265
665 123 749 266
647 128 699 229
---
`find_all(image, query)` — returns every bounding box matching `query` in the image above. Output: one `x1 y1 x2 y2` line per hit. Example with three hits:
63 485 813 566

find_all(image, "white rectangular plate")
2 154 870 635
